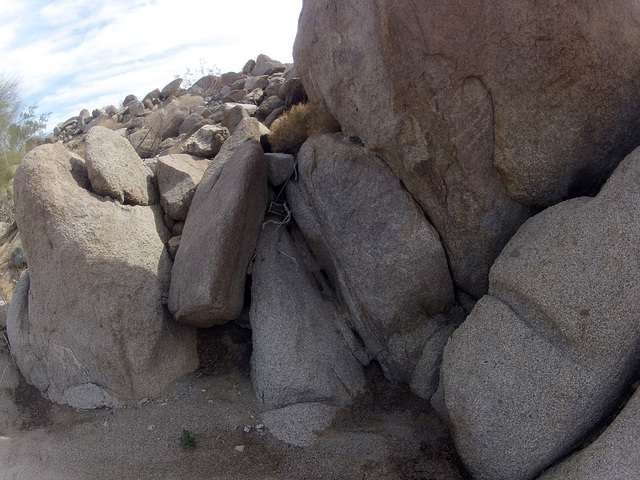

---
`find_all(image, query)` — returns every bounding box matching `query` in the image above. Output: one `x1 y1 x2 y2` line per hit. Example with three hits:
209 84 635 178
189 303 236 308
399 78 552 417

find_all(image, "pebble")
243 425 252 433
235 445 245 452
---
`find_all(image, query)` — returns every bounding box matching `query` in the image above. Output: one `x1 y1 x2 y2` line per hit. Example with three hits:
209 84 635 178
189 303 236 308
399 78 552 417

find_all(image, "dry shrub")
268 102 341 153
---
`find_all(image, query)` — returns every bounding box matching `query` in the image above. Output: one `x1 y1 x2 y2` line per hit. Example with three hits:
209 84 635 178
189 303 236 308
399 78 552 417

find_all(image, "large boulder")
7 143 197 409
437 146 640 480
538 387 640 480
180 124 230 158
85 126 156 205
250 221 366 408
168 139 267 327
294 0 640 297
287 134 454 385
155 154 211 221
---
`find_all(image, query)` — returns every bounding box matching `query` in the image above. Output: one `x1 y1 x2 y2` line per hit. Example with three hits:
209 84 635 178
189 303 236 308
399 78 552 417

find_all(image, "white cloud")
1 0 303 130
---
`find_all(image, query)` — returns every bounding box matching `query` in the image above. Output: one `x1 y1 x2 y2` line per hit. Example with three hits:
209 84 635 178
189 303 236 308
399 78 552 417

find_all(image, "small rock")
243 425 252 433
235 445 245 452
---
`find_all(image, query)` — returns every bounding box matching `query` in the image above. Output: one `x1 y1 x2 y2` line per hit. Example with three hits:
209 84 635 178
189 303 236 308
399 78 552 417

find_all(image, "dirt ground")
0 323 471 480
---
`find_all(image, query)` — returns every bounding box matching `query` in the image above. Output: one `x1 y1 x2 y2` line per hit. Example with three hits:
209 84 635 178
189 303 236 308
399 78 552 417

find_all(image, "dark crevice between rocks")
14 378 53 431
195 264 254 378
331 360 473 479
195 322 253 378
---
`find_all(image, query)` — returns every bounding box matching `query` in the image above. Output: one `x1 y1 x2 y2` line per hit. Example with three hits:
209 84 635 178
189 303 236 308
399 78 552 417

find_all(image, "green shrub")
268 102 341 153
180 429 196 449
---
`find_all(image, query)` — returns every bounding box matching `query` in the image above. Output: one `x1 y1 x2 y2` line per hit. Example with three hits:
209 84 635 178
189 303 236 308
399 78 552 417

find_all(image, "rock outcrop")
7 143 197 408
168 139 267 327
538 387 640 480
16 30 640 478
288 134 455 389
436 146 640 479
85 126 156 205
250 221 366 408
294 0 640 297
155 154 211 222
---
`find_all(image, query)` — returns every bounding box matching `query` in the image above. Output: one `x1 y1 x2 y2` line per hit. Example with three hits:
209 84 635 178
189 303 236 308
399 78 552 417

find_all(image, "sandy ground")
0 324 470 480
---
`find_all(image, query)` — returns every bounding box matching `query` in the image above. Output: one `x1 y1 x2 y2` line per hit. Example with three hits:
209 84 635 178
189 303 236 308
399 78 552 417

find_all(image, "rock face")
7 143 197 409
437 146 640 480
250 221 366 408
155 154 211 221
168 139 267 327
538 387 640 480
294 0 640 297
85 126 155 205
180 125 230 157
287 134 455 385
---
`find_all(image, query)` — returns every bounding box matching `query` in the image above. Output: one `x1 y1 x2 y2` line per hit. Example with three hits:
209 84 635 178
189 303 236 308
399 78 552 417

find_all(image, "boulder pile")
4 2 640 478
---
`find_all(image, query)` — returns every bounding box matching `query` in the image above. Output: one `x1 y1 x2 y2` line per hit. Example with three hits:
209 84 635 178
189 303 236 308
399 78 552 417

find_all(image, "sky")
0 0 303 132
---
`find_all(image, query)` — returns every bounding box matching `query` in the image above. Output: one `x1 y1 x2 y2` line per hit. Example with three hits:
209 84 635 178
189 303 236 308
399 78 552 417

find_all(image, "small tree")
0 73 50 186
175 59 221 89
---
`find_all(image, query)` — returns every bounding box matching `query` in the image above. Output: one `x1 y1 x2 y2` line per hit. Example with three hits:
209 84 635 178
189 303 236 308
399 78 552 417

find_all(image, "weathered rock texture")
287 134 454 385
7 143 197 408
294 0 640 297
250 221 366 408
85 126 155 205
155 154 211 221
168 139 267 327
538 387 640 480
437 146 640 480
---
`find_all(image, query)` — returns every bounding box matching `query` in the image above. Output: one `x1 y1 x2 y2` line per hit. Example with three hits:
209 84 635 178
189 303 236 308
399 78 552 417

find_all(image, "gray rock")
143 88 161 103
85 126 156 205
144 95 204 142
242 59 256 75
250 221 366 408
167 235 181 259
211 102 257 123
294 0 640 297
264 105 286 128
8 143 197 408
155 154 211 221
222 90 248 103
230 76 247 91
178 113 211 136
438 146 640 480
265 153 295 187
128 101 145 117
129 127 161 159
261 403 338 447
265 77 285 97
221 72 245 87
255 95 285 122
252 62 286 77
161 78 183 99
122 94 138 107
10 246 25 269
537 387 640 480
287 134 454 383
221 105 249 135
245 75 270 91
168 139 267 327
180 125 230 158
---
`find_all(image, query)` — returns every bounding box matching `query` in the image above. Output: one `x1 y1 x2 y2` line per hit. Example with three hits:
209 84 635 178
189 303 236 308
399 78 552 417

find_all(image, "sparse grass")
181 429 196 449
268 102 341 153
